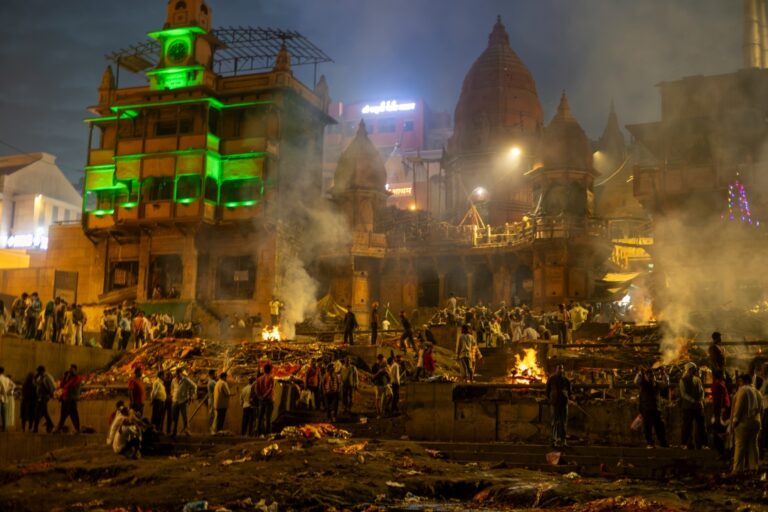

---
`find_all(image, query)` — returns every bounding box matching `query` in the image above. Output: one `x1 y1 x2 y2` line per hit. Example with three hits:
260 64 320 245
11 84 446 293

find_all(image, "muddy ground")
2 428 768 512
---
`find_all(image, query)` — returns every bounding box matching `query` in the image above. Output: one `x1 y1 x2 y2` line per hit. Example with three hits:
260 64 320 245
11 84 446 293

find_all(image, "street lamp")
508 146 522 159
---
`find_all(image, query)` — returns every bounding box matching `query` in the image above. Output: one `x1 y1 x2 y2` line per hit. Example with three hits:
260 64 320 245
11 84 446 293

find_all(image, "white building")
0 153 82 251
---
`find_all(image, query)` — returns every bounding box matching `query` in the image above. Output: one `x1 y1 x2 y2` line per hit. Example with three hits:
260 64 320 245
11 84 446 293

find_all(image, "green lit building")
79 0 332 315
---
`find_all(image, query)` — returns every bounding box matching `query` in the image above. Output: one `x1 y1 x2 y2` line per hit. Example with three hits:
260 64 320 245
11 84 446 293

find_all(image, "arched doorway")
417 263 440 307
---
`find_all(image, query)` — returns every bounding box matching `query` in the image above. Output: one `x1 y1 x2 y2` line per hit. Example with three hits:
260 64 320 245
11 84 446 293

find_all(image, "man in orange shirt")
127 367 146 417
255 364 275 437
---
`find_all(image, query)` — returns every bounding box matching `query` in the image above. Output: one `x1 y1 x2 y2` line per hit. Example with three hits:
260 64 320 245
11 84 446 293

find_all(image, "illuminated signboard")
361 100 416 115
388 186 413 197
2 234 49 250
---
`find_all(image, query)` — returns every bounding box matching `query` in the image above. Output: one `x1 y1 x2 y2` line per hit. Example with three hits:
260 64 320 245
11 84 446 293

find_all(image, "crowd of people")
546 331 768 476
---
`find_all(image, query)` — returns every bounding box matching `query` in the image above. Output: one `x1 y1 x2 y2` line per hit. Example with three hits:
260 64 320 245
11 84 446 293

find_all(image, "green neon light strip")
84 116 118 124
146 65 205 77
148 26 207 40
85 164 117 171
176 198 198 204
91 209 115 216
114 148 265 161
110 98 274 113
224 200 258 208
84 110 138 124
121 202 138 208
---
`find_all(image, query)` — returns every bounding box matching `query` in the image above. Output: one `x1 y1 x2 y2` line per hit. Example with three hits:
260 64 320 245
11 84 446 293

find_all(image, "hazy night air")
0 0 741 180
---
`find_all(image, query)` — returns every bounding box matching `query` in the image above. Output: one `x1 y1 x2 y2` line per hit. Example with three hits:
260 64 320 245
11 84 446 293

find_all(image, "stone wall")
0 336 118 382
406 382 686 446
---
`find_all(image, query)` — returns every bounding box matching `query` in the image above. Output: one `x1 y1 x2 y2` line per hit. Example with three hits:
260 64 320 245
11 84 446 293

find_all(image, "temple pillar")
181 235 198 301
493 265 512 305
351 270 370 329
437 272 446 307
136 233 151 301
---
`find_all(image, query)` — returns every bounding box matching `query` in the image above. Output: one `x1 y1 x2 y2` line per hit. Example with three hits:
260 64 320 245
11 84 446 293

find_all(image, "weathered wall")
406 383 685 446
0 337 118 382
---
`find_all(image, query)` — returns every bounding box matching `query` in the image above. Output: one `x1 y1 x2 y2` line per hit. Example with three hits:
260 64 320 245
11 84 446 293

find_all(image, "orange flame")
262 326 281 342
507 348 547 384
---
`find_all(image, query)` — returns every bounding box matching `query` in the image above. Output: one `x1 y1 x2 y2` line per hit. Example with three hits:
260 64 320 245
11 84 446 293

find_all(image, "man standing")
370 302 379 346
304 360 320 410
162 370 174 434
679 362 706 450
269 296 281 327
634 367 669 448
342 306 358 345
255 364 275 437
340 357 358 415
128 367 146 416
709 331 726 375
33 365 55 433
100 308 118 350
732 373 762 474
371 354 390 418
42 299 55 341
387 356 401 414
399 311 414 352
118 312 132 351
171 368 196 438
72 304 86 346
213 372 231 433
150 370 166 432
323 362 341 422
240 376 255 436
0 367 15 432
54 364 83 433
27 292 42 339
446 292 457 325
205 369 217 434
456 325 474 383
52 297 64 343
546 364 572 448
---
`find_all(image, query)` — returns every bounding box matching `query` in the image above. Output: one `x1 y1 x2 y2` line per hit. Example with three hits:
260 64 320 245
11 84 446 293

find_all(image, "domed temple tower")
526 93 608 306
326 121 390 327
445 16 544 225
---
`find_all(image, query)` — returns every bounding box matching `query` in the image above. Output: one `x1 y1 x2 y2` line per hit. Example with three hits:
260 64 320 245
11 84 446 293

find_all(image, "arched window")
175 1 187 11
201 4 209 14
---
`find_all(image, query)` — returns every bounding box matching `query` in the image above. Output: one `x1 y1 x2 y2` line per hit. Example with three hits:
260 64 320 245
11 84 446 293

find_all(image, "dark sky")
0 0 742 182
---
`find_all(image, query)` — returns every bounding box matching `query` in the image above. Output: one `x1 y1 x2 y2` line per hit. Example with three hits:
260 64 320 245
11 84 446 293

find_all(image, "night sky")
0 0 741 183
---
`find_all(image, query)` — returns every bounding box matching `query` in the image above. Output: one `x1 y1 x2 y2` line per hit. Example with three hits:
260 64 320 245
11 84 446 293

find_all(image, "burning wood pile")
507 348 547 384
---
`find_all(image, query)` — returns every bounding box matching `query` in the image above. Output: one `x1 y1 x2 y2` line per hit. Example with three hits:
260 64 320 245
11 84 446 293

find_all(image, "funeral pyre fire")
508 348 547 384
262 325 282 341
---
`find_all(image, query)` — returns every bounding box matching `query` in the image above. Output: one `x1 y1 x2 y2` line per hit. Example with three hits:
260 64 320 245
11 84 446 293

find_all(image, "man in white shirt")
240 376 255 436
170 368 197 438
149 370 167 432
0 367 15 431
387 356 401 414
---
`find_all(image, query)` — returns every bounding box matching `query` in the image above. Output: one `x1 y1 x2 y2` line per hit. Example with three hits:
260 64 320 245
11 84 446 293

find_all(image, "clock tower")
146 0 218 90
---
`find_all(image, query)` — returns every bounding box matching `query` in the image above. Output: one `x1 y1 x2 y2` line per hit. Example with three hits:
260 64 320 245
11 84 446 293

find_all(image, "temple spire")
488 15 510 47
273 42 292 73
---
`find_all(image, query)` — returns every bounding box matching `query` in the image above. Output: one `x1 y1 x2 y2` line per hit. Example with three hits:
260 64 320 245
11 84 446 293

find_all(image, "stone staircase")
417 441 727 479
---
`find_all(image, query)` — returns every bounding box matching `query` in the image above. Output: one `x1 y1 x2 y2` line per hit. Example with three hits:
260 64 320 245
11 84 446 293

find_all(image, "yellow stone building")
33 0 332 321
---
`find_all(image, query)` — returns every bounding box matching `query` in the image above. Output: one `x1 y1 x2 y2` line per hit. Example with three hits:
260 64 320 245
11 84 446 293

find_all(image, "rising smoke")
275 204 351 339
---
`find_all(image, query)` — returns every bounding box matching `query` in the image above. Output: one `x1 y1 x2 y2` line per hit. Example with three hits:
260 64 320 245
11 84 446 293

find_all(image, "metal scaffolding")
106 26 332 77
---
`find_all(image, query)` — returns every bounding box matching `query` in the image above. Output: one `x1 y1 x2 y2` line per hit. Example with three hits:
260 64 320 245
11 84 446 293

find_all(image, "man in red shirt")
128 367 146 417
255 364 275 437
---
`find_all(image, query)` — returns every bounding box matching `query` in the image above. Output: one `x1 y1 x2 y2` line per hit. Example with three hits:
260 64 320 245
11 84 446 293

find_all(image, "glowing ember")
508 348 546 384
262 326 281 342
